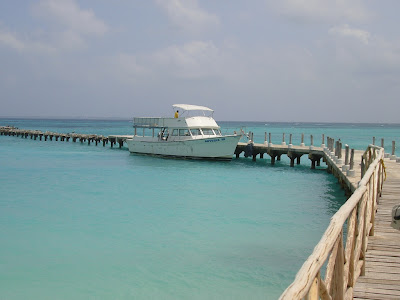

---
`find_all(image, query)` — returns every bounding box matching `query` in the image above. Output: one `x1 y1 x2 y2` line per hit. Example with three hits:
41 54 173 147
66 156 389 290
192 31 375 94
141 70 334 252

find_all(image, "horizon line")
0 116 399 125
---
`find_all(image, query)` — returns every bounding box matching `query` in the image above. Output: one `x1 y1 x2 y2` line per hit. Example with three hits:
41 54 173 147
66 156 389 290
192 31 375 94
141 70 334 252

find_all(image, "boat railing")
279 145 385 300
133 117 166 128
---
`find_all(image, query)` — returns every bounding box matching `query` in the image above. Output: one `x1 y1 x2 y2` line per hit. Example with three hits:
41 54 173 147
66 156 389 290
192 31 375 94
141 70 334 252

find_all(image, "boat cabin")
132 104 222 142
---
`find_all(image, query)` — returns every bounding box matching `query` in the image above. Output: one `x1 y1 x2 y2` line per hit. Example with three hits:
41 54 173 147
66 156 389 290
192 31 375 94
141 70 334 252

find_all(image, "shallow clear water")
0 119 399 299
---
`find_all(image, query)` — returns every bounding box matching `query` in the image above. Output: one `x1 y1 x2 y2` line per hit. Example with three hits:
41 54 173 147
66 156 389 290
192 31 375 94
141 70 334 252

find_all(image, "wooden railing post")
390 141 396 160
279 147 384 300
310 135 314 150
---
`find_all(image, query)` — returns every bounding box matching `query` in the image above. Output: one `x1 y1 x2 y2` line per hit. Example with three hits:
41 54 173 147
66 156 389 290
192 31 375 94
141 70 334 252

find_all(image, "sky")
0 0 399 122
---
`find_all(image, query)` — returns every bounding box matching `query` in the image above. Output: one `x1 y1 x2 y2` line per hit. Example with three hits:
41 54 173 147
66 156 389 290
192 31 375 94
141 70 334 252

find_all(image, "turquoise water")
1 119 399 299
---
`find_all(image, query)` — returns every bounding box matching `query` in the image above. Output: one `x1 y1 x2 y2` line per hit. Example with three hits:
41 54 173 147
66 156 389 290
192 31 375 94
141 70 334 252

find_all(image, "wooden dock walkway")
279 146 400 300
353 158 400 300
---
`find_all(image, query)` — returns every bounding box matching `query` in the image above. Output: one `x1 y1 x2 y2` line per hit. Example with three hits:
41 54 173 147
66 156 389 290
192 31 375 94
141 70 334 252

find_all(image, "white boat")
126 104 242 160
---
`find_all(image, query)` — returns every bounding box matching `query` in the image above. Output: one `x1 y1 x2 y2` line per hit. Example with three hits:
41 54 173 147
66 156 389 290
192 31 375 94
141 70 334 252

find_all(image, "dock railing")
279 145 385 300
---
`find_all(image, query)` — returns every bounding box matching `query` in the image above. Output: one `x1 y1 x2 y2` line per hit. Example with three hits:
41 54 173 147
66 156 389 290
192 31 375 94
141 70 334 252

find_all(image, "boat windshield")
190 129 201 136
213 129 221 136
201 128 215 135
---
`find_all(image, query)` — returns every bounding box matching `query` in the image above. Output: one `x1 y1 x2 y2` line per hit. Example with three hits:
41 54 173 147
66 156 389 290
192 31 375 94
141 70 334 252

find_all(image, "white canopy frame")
172 104 214 117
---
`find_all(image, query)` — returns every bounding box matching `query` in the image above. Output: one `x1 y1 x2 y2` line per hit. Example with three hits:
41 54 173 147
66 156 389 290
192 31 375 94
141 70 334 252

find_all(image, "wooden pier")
234 139 364 193
353 157 400 300
0 126 132 148
279 145 400 300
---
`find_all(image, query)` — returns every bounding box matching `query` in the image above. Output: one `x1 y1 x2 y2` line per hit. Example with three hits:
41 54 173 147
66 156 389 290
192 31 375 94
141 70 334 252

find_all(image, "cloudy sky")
0 0 399 122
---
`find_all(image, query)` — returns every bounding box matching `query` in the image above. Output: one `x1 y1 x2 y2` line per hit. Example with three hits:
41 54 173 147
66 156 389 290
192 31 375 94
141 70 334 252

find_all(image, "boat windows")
172 129 179 136
179 129 190 136
201 128 215 135
213 129 221 136
190 129 201 136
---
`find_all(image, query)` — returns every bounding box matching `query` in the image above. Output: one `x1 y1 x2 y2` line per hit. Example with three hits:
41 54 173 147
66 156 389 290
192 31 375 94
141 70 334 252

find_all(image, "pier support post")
264 132 268 144
308 153 322 170
342 145 350 171
372 136 376 145
119 140 123 148
301 133 305 146
310 135 314 150
390 141 396 160
268 133 272 147
288 134 293 148
268 150 278 165
347 149 355 177
382 138 389 158
321 134 325 148
282 133 286 146
330 138 335 158
337 142 343 165
288 152 303 167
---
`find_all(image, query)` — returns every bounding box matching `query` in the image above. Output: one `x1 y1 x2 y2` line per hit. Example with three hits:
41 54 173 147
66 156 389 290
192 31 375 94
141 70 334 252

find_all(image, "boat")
125 104 242 160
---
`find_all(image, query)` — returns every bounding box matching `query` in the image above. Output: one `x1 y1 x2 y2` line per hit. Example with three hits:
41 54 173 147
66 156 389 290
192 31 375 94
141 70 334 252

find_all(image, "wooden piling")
392 140 395 156
345 145 349 166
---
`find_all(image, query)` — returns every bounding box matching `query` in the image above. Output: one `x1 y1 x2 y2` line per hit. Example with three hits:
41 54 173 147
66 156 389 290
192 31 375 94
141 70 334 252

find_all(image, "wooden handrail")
279 146 384 300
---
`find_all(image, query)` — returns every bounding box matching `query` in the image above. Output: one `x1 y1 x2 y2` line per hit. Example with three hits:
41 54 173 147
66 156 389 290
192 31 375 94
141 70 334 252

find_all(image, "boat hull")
126 135 241 160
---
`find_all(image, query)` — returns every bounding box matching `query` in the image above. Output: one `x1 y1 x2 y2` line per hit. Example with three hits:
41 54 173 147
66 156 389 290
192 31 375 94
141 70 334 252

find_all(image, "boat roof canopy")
173 104 214 112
